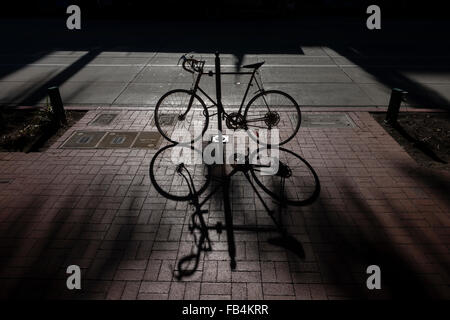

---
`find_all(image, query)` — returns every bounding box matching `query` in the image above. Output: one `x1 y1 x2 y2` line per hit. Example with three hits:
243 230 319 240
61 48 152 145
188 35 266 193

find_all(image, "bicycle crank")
226 112 245 130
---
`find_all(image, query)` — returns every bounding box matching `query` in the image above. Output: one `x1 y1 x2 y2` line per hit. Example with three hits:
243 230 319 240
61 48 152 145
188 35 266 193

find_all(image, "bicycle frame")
185 65 265 119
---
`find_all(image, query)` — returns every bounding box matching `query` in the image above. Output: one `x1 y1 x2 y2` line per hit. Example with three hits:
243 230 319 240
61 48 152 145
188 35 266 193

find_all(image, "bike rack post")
215 52 223 133
214 52 236 268
48 86 67 126
385 88 407 126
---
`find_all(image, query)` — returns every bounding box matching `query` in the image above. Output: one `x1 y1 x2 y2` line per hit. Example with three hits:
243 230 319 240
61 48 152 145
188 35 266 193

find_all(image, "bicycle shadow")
152 142 321 279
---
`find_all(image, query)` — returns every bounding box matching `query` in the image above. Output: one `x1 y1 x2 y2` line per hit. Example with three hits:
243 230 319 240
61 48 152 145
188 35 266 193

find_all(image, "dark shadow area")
392 122 447 164
0 176 147 299
399 165 450 209
267 235 305 258
299 162 450 299
1 2 447 20
6 49 102 107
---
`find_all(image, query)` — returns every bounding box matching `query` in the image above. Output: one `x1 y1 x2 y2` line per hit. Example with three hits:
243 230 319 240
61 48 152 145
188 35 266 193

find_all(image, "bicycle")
154 54 302 146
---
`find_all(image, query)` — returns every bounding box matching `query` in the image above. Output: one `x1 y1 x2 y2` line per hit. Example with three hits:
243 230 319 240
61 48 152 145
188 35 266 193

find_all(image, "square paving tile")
151 114 177 126
131 132 162 149
292 113 356 128
89 113 119 126
97 132 139 148
62 131 107 148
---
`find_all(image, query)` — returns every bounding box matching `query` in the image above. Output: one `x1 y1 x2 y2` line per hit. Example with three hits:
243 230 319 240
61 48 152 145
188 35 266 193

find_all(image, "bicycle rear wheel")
149 144 211 201
249 146 320 206
244 90 301 146
154 89 209 144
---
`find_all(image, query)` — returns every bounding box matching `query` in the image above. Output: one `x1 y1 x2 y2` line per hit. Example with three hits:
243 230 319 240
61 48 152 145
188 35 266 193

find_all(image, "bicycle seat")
242 61 265 70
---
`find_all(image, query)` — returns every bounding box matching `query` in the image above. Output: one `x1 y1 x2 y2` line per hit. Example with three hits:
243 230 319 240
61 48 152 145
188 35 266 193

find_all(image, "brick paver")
0 109 449 299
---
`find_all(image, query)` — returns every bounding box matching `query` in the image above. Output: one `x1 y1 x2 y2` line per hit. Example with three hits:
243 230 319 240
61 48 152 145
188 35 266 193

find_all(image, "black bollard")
48 86 67 126
385 88 407 125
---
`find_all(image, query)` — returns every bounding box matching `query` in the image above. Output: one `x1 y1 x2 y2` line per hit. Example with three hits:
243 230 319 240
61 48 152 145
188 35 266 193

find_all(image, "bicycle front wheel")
149 144 211 201
244 90 301 146
154 89 209 144
250 146 320 206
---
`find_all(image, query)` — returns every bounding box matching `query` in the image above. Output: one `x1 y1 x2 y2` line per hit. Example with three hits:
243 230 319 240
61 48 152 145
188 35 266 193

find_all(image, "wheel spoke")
155 90 209 144
245 116 268 123
244 90 301 146
250 147 320 206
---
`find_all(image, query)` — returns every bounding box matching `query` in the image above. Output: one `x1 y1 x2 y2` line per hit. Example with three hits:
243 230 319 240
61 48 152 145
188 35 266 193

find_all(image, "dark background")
1 1 446 19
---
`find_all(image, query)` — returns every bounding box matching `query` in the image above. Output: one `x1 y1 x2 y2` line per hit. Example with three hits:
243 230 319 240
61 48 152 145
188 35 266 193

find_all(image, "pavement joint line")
11 104 441 112
55 104 443 113
4 63 447 68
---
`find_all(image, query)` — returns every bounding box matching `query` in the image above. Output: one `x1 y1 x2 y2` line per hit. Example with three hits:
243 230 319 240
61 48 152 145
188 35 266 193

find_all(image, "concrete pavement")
1 50 450 108
0 19 450 109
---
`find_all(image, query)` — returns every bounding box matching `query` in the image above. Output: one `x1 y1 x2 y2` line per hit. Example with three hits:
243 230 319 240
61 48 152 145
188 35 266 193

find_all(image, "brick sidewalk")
0 110 449 299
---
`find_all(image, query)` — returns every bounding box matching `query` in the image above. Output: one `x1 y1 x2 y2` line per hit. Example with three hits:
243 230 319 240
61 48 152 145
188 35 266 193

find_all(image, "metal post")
215 52 223 133
48 86 67 126
385 88 407 125
214 52 225 163
215 52 236 268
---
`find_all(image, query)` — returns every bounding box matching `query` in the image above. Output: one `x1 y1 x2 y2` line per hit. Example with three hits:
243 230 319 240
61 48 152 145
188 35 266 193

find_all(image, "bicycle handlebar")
179 54 205 74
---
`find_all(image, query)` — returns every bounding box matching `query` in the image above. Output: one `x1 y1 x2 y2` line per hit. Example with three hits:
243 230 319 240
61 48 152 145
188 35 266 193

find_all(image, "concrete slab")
66 66 142 83
113 83 175 105
330 57 358 66
58 82 128 104
258 56 335 66
261 67 352 83
341 67 385 84
299 47 329 56
134 66 185 83
149 55 256 67
0 55 78 66
40 51 90 57
0 81 43 103
0 66 63 82
302 83 374 106
263 83 373 106
86 56 150 66
95 51 157 58
358 83 391 106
